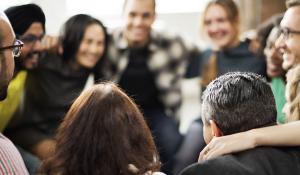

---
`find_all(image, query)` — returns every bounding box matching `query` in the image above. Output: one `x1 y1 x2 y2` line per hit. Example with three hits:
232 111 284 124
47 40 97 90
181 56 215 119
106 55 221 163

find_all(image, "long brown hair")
41 82 160 175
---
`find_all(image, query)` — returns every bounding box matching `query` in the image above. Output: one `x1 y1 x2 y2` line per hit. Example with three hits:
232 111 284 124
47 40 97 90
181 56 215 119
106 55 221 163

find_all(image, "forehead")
124 0 155 14
204 4 228 20
22 22 44 36
0 19 15 46
281 6 300 29
83 24 105 39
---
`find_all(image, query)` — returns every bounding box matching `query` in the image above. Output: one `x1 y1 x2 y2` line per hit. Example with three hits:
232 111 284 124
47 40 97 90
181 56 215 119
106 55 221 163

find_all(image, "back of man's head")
202 72 276 135
4 3 45 36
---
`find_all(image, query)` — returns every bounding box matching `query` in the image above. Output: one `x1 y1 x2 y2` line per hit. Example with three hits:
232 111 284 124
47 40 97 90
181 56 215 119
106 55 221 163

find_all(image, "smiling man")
100 0 195 173
180 72 300 175
276 2 300 71
0 11 29 175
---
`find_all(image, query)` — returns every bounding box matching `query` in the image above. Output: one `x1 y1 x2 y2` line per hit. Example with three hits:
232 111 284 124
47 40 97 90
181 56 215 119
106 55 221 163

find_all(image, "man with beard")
0 11 29 174
1 4 57 174
0 4 49 131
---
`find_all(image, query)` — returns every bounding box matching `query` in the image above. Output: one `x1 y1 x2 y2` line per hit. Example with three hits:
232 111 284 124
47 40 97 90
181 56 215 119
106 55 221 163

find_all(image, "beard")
0 84 8 101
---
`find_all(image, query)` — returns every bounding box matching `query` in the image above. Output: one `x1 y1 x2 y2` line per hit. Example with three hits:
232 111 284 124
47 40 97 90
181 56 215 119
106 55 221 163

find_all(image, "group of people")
1 0 300 174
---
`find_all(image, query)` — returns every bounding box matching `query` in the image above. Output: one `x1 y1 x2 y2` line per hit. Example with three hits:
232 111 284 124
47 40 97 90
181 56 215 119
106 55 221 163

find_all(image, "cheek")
97 45 105 56
20 45 32 56
4 53 15 79
291 43 300 57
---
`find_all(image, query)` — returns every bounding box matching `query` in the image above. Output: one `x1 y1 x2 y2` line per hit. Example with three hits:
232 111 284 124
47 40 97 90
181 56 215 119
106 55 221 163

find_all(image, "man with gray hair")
0 11 29 174
276 0 300 71
180 72 300 175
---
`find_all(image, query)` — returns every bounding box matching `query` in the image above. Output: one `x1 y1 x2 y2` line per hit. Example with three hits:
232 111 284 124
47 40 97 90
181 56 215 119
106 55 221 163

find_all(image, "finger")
198 145 210 162
203 148 220 160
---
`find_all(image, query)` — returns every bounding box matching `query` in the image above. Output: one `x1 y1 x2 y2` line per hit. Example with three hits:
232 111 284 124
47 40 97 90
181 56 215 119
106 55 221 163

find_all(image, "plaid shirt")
100 28 195 119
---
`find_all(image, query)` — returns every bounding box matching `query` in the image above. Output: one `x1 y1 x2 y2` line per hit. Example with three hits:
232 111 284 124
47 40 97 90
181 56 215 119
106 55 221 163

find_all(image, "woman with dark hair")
42 82 164 175
4 14 108 161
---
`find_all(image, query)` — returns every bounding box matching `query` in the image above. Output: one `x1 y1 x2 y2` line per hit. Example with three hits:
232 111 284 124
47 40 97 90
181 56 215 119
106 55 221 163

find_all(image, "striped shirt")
0 133 29 175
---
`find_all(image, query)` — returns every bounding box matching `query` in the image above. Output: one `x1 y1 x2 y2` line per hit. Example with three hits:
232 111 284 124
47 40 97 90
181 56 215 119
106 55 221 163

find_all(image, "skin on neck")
126 35 150 48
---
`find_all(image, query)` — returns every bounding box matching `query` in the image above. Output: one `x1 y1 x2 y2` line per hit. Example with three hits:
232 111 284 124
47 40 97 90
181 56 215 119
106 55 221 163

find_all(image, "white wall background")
2 0 209 44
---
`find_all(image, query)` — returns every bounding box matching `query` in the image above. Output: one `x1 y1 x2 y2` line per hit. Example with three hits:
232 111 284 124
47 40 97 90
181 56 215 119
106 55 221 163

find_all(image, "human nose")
32 39 43 52
275 34 285 49
88 43 100 54
132 16 143 26
275 34 286 53
207 22 219 33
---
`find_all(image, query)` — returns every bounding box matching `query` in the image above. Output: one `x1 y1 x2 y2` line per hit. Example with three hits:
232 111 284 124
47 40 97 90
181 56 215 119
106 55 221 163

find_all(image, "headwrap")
4 3 45 35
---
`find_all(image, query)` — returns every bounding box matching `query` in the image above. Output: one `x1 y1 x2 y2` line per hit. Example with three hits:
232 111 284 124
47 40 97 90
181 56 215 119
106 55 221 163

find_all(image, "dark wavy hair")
41 82 160 175
202 72 276 135
60 14 108 63
256 13 283 57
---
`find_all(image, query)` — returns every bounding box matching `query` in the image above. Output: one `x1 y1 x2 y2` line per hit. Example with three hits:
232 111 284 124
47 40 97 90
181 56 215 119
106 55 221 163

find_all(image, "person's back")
41 82 164 175
181 146 300 175
180 72 300 175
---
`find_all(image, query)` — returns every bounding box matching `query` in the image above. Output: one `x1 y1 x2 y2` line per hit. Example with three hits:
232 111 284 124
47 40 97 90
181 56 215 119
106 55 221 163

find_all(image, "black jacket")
180 146 300 175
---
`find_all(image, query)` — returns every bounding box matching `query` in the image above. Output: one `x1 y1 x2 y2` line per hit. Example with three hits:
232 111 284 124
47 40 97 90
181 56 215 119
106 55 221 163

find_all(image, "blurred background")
1 0 286 132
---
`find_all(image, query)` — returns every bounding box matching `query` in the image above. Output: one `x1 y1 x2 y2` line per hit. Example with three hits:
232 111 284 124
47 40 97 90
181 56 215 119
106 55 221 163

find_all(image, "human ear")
209 120 223 137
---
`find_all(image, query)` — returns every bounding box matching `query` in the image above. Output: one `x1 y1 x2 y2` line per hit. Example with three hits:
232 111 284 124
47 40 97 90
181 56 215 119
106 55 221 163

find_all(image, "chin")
282 63 292 71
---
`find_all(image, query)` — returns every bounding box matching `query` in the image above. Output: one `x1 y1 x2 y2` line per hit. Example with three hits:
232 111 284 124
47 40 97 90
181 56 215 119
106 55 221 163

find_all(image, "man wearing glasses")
0 11 29 174
0 4 46 131
0 18 23 101
0 4 50 175
276 0 300 70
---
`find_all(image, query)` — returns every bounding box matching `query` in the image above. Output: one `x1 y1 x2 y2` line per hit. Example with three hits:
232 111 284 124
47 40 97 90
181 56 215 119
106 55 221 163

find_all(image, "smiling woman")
5 14 109 161
186 0 267 88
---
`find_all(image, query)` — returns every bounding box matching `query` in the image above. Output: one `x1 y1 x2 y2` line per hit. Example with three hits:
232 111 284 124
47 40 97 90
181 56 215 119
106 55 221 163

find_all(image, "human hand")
40 35 62 54
198 131 256 162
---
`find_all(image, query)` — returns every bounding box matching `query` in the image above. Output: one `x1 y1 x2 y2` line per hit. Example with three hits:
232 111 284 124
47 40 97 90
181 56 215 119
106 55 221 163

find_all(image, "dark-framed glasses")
0 40 24 57
18 34 43 43
279 27 300 40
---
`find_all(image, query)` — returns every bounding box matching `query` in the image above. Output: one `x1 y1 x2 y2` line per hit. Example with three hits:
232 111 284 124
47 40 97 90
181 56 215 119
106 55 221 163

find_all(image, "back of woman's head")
42 82 160 175
60 14 108 63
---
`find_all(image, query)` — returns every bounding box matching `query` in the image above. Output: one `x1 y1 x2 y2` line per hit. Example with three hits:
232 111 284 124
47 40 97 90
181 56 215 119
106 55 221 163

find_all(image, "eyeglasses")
0 40 24 57
279 27 300 40
18 34 43 44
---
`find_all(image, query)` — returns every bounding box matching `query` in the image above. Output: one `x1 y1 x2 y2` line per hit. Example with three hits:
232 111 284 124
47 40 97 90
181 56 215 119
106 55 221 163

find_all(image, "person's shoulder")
180 152 255 175
150 30 185 46
240 146 300 160
179 157 228 175
37 52 64 70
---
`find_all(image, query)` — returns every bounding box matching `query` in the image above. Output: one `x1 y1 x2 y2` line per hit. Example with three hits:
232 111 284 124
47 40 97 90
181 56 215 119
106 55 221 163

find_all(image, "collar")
113 28 160 52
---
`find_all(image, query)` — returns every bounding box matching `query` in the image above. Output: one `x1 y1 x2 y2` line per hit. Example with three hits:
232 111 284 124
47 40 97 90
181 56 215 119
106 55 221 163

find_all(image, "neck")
128 39 149 48
222 37 240 50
